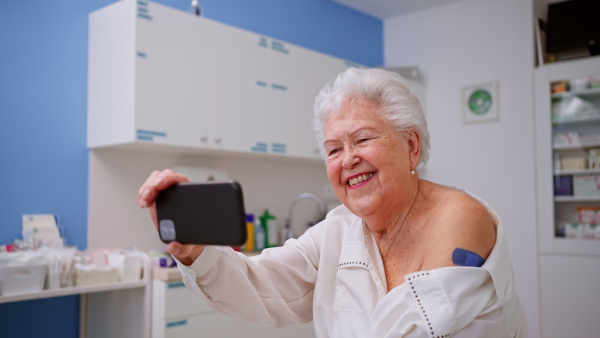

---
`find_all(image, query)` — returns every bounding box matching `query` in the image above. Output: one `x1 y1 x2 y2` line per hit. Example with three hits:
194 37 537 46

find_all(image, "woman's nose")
341 148 360 168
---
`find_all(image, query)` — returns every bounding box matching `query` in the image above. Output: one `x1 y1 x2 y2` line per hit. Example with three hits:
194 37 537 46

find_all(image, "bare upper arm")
421 192 496 270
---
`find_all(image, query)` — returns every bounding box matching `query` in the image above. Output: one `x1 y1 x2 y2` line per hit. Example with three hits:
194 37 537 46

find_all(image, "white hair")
312 67 430 167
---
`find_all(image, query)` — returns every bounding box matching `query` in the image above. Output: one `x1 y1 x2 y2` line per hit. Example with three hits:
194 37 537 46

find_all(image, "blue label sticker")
251 142 268 153
137 129 166 137
258 37 269 48
167 282 186 289
137 13 153 21
272 46 289 54
137 52 147 58
271 84 287 91
166 319 188 329
256 81 267 87
271 143 286 154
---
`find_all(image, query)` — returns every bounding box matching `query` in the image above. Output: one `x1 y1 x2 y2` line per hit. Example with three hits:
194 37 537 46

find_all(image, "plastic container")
0 264 47 295
243 214 255 251
122 251 144 282
260 210 278 248
254 217 265 251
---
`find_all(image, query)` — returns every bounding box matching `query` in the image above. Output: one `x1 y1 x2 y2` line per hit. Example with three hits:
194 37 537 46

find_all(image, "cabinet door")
135 4 209 147
270 41 348 159
207 20 271 153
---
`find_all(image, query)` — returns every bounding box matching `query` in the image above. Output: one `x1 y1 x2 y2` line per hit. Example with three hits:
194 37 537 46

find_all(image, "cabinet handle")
214 138 222 144
200 137 208 142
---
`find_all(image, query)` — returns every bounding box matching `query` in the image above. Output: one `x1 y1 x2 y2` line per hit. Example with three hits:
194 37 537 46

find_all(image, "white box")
565 223 585 238
573 176 594 196
0 264 47 295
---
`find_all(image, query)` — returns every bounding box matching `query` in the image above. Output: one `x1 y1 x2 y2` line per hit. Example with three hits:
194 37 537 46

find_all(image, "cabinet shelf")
552 86 600 99
552 114 600 125
0 279 148 304
553 141 600 150
554 169 600 175
554 196 600 202
92 141 326 166
549 237 600 256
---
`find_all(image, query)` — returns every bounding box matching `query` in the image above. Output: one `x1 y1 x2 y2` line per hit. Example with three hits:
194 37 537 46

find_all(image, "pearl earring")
410 170 415 175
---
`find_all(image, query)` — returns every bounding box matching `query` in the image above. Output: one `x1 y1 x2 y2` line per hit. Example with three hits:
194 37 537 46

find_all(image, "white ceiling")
332 0 468 19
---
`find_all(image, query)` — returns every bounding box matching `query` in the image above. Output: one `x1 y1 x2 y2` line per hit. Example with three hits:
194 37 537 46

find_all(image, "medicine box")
561 157 587 171
573 175 600 197
0 264 47 295
554 175 573 196
565 223 585 238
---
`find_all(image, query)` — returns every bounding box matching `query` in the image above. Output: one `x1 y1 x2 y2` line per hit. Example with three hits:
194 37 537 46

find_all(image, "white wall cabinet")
88 0 359 161
534 56 600 256
535 56 600 338
134 2 210 148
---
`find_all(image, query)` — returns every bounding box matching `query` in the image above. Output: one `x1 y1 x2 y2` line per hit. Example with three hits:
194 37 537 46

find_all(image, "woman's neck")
366 179 421 249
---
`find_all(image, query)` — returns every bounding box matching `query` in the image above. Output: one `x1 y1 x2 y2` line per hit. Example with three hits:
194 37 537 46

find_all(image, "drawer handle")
167 282 186 289
166 319 188 329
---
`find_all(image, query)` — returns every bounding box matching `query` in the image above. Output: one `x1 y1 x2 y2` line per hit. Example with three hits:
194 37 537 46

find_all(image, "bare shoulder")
420 185 496 269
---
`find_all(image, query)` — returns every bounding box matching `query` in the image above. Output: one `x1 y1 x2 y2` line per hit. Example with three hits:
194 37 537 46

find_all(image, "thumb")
167 242 182 256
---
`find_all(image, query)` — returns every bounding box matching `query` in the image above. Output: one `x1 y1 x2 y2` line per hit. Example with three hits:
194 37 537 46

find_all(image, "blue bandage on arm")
452 248 485 267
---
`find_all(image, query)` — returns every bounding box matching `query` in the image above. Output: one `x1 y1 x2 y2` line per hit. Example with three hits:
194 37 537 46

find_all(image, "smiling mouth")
347 172 375 187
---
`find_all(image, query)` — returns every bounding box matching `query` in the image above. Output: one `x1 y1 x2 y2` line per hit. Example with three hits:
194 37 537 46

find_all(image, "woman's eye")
328 149 339 156
358 138 370 143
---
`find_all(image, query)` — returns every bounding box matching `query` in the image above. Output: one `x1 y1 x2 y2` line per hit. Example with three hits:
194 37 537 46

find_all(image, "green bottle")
260 210 278 247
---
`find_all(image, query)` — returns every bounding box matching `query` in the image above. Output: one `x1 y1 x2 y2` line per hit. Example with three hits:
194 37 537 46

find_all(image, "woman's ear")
407 130 421 169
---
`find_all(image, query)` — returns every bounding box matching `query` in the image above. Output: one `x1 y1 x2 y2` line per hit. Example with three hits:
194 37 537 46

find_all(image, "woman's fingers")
137 170 161 207
137 169 190 231
138 169 189 208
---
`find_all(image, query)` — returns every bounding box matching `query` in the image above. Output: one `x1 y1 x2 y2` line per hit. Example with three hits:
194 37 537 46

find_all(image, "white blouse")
176 187 528 337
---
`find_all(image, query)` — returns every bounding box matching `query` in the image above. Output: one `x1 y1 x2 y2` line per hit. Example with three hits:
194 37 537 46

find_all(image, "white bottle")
254 218 266 251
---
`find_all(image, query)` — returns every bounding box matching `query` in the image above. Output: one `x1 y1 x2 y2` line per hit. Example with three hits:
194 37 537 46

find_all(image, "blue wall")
0 0 381 337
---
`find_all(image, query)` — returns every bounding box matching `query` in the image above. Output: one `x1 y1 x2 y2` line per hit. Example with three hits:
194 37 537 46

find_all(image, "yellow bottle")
243 214 255 251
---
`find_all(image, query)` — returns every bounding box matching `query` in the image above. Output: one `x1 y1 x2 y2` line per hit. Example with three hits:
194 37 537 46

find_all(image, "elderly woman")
138 68 527 337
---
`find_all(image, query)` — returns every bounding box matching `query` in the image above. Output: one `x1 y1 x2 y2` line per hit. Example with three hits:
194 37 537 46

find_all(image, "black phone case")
156 181 247 246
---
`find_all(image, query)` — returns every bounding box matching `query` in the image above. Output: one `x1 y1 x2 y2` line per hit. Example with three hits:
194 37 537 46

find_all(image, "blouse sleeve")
175 222 324 328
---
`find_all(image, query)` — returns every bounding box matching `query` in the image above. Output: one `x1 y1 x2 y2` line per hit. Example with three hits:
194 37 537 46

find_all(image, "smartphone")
155 181 247 246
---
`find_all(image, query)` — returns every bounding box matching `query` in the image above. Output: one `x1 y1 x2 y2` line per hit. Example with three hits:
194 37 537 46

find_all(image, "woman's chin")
346 199 377 219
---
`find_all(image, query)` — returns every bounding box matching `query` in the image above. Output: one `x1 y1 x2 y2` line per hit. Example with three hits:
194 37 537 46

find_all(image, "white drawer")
164 313 247 338
162 312 317 338
163 281 212 318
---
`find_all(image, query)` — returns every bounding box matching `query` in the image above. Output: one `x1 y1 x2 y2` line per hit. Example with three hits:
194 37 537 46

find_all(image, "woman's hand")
137 169 205 265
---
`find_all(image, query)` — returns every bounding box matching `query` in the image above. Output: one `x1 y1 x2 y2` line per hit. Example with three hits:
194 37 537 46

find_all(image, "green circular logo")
468 89 492 115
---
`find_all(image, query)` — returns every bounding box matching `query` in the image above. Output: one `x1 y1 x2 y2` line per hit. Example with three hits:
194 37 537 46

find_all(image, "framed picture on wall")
462 82 498 123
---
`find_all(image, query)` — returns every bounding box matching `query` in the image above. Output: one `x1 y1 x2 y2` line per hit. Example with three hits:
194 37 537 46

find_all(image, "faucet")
284 192 326 241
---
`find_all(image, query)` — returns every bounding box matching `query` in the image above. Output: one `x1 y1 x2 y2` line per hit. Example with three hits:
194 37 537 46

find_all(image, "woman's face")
324 99 420 221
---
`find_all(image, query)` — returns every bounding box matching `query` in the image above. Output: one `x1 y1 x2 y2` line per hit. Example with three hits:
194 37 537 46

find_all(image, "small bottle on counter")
254 216 266 251
242 214 255 251
260 209 278 248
